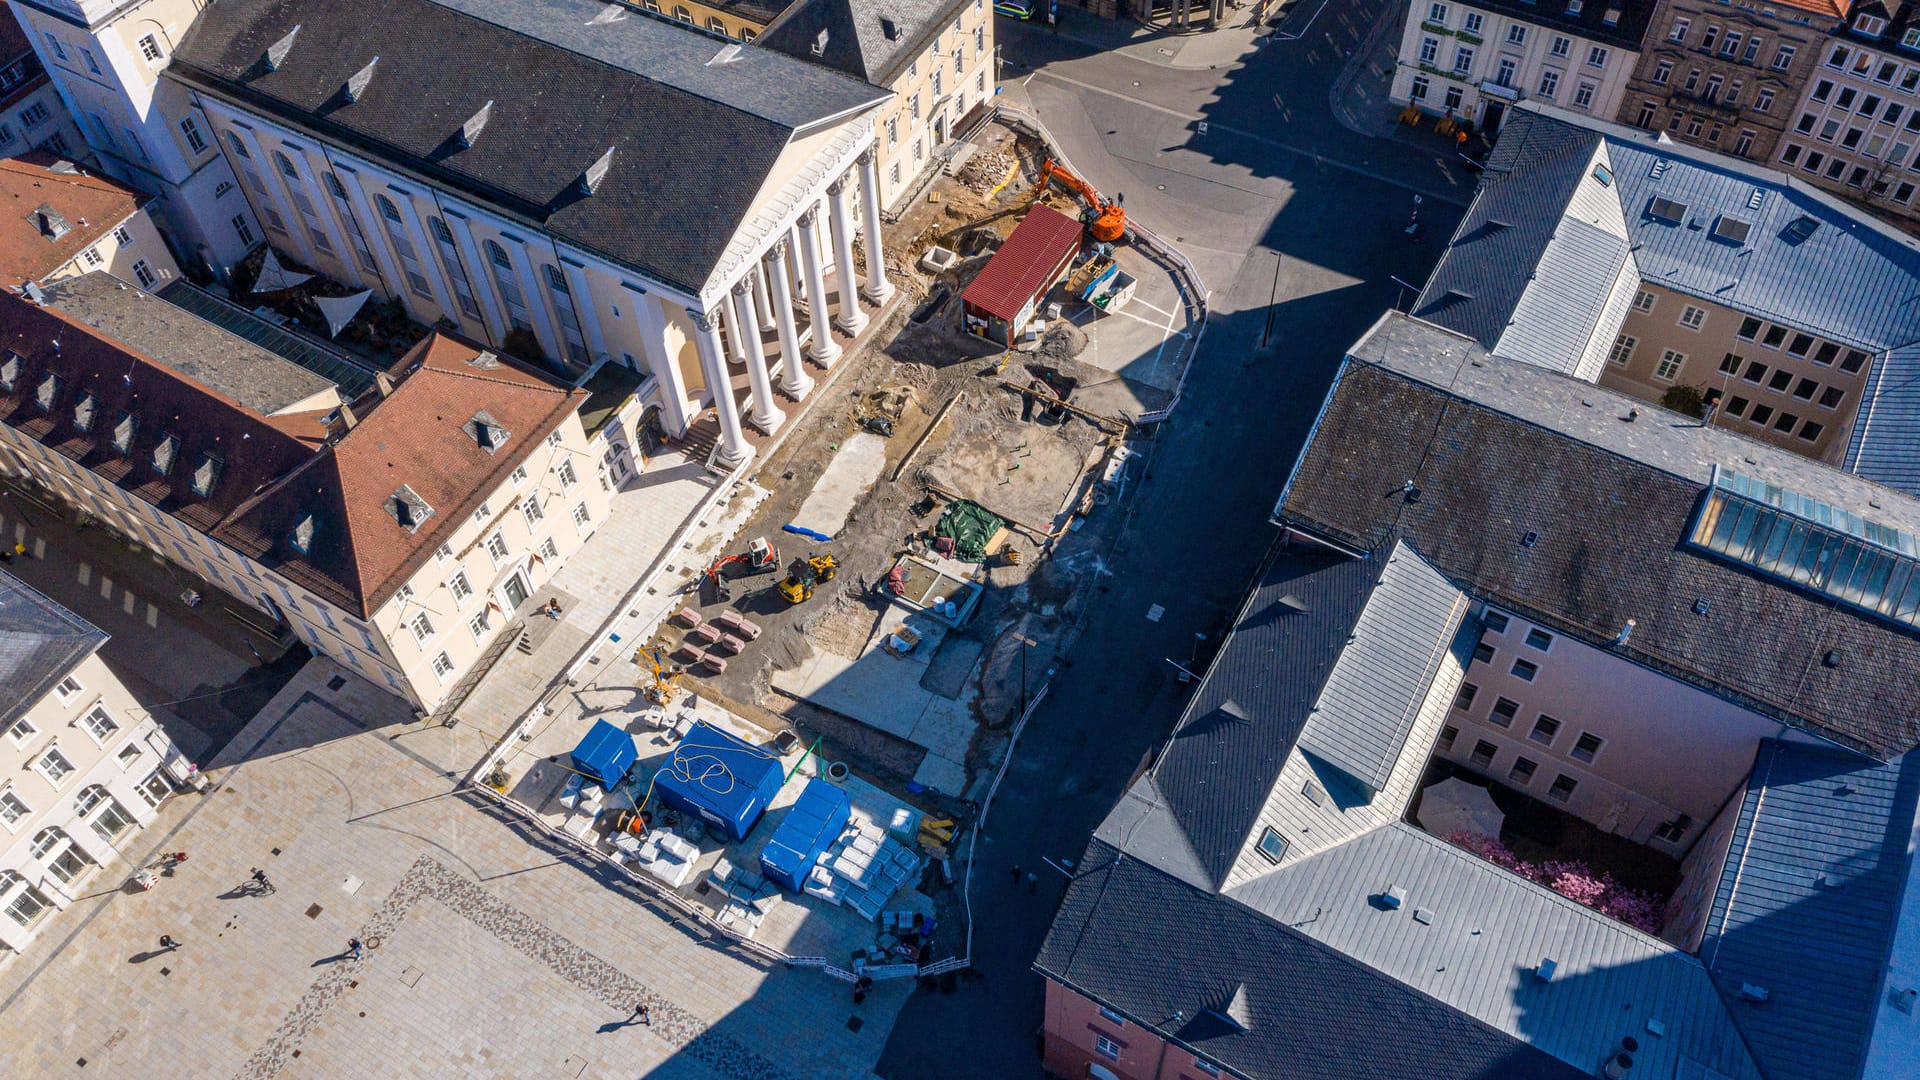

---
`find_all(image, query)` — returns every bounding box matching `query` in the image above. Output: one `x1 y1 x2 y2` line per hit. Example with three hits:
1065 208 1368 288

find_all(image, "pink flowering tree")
1447 833 1665 934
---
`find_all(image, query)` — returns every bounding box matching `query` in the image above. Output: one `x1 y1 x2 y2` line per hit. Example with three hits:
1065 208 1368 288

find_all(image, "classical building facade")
1617 0 1846 160
1771 2 1920 227
0 570 186 954
1389 0 1654 134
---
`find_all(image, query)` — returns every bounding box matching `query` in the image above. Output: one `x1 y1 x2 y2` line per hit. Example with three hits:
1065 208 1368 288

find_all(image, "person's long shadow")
127 950 165 964
595 1014 648 1035
308 952 352 968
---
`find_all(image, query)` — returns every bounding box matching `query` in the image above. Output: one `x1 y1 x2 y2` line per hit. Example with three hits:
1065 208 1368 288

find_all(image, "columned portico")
632 293 695 436
826 177 868 336
751 264 775 333
795 205 841 366
857 151 895 305
731 280 785 435
763 240 814 400
688 308 752 468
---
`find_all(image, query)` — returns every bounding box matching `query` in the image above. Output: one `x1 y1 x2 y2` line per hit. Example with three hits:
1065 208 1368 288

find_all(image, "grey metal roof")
757 0 968 86
0 568 107 730
39 273 338 416
157 280 377 399
167 0 887 297
1229 824 1761 1080
1276 312 1920 760
1844 342 1920 494
1494 217 1630 374
1701 740 1920 1080
1035 841 1591 1080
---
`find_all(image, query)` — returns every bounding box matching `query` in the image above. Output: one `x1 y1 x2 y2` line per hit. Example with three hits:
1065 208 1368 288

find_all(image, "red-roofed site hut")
961 204 1083 347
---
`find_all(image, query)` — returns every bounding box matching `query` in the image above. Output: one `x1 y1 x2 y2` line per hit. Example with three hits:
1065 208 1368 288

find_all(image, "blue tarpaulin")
760 778 853 892
570 720 637 789
651 722 785 841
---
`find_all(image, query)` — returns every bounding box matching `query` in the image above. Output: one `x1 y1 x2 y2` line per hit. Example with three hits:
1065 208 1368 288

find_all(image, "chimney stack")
375 372 394 398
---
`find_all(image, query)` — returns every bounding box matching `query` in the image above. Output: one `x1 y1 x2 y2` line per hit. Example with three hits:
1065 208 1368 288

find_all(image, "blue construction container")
651 721 785 841
760 778 853 892
569 720 637 789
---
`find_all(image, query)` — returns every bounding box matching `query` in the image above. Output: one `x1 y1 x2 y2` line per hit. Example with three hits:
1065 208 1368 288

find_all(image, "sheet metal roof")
0 569 107 730
1036 841 1590 1080
1701 740 1920 1080
960 205 1082 321
167 0 886 296
1276 312 1920 761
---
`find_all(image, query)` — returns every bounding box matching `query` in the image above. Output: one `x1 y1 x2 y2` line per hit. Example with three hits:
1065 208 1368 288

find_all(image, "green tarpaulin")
935 500 1005 562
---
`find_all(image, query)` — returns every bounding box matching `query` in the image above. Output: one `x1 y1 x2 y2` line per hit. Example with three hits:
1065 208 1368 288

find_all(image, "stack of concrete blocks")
803 819 924 921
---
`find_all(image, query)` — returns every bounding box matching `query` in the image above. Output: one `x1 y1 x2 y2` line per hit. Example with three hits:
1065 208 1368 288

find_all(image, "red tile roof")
0 154 147 286
961 205 1084 322
218 335 584 615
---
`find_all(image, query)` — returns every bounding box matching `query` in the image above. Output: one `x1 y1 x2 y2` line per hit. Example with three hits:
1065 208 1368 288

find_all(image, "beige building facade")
1772 4 1920 227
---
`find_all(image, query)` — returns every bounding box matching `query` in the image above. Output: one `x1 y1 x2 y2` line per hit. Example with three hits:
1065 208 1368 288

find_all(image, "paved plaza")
0 659 907 1079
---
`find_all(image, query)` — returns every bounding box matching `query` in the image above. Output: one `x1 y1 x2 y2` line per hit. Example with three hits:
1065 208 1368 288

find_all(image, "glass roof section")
1690 466 1920 630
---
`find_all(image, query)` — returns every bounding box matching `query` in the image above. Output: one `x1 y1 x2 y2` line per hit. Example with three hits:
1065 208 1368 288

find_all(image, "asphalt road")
875 4 1466 1077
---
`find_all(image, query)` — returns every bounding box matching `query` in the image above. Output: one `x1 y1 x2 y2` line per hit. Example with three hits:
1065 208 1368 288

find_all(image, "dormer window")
190 453 221 497
72 393 94 432
150 433 178 475
0 351 19 391
386 485 434 533
112 413 137 455
464 409 510 453
1857 15 1887 36
34 373 58 412
290 513 316 554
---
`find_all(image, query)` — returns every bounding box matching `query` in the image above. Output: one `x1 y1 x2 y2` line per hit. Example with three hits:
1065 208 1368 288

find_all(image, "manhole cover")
562 1055 588 1078
158 967 170 977
400 966 423 987
305 904 323 919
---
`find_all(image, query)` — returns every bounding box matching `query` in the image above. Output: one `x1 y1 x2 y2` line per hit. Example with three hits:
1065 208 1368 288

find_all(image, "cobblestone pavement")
0 658 906 1079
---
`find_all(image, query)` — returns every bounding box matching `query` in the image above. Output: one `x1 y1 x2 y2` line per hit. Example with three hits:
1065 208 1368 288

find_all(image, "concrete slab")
790 432 888 540
912 754 969 796
920 636 985 699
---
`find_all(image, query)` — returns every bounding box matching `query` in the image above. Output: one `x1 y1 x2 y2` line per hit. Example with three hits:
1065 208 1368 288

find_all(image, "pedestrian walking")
347 937 364 961
12 543 24 559
1009 864 1023 884
1026 871 1038 894
159 934 179 951
633 1002 651 1026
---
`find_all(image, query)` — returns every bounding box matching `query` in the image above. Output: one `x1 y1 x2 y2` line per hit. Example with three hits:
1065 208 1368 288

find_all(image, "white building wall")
1390 0 1637 130
1435 605 1784 851
0 75 86 159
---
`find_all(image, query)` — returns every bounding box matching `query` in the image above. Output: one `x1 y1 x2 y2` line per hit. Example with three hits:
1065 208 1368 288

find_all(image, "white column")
764 240 813 400
561 260 611 363
751 262 775 332
442 210 508 346
795 205 842 366
857 150 896 305
731 280 785 434
689 307 752 469
633 294 695 436
826 176 868 336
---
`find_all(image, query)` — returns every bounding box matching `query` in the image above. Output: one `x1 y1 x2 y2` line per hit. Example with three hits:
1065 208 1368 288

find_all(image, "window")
512 464 530 487
431 652 456 680
408 611 435 644
1701 25 1720 52
1470 740 1498 768
1482 611 1510 634
557 459 578 489
1773 45 1796 72
1508 24 1527 45
1509 757 1538 784
81 48 100 75
1720 32 1741 58
1773 410 1798 433
1668 17 1690 43
1609 334 1636 365
1655 350 1686 382
1510 658 1539 681
1443 85 1463 111
449 572 473 605
1719 352 1743 375
1094 1033 1122 1061
1547 774 1578 802
1633 290 1656 313
1819 386 1846 410
1750 404 1775 426
572 503 591 528
2 871 50 927
1490 697 1519 727
1572 80 1596 110
232 214 255 247
539 537 560 561
1570 732 1604 763
1473 642 1495 664
1726 396 1748 417
1523 628 1554 651
1550 36 1570 59
1410 75 1430 102
53 676 82 703
132 259 156 289
42 32 66 61
485 531 510 563
1420 36 1439 63
80 248 102 268
79 706 117 742
1842 349 1869 373
1653 815 1691 843
1769 368 1794 391
474 501 493 525
19 102 49 129
1426 1 1448 24
1453 682 1479 711
139 34 163 62
521 497 544 526
1755 89 1775 113
1762 324 1788 349
1791 377 1818 402
1652 61 1672 86
1529 714 1561 745
469 610 492 640
1439 725 1458 750
1586 46 1608 69
1463 12 1482 34
1453 45 1475 75
1679 305 1706 330
1737 316 1762 341
35 748 75 787
1538 69 1561 98
0 791 28 829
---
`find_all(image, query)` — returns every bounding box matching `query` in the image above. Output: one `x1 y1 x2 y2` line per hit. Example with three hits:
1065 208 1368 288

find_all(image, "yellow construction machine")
777 553 839 605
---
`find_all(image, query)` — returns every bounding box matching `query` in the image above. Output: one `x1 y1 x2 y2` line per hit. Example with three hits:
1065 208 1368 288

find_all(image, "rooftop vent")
33 373 57 412
1207 983 1255 1032
1278 593 1310 614
464 409 510 453
0 352 15 390
1536 958 1558 982
458 100 493 149
811 27 829 55
466 350 501 370
708 43 743 65
1693 597 1710 615
343 57 378 104
1648 196 1688 223
72 392 94 432
30 203 71 241
190 453 222 498
111 412 136 455
1747 188 1766 210
1565 0 1582 13
290 513 316 554
387 485 434 533
1521 529 1540 548
1412 907 1434 925
1649 159 1672 180
1603 1051 1635 1079
1602 7 1621 25
881 16 899 39
264 24 300 71
1739 982 1770 1003
1712 215 1753 245
150 432 179 476
1893 987 1919 1014
1784 215 1820 242
1380 885 1406 910
578 146 615 197
588 4 628 23
1614 618 1637 646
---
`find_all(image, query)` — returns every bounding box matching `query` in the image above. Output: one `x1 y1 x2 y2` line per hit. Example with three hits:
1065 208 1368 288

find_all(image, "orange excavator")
1033 158 1127 243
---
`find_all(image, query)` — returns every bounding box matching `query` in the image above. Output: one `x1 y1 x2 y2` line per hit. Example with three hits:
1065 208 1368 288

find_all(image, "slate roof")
1446 0 1660 49
758 0 970 86
1035 841 1591 1080
40 274 337 416
0 569 107 730
0 283 321 538
959 205 1083 321
215 334 583 616
1700 740 1920 1080
1276 312 1920 760
166 0 887 297
0 153 149 286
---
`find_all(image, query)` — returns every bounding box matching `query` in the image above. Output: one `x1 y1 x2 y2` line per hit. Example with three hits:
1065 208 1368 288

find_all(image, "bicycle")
242 868 276 896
